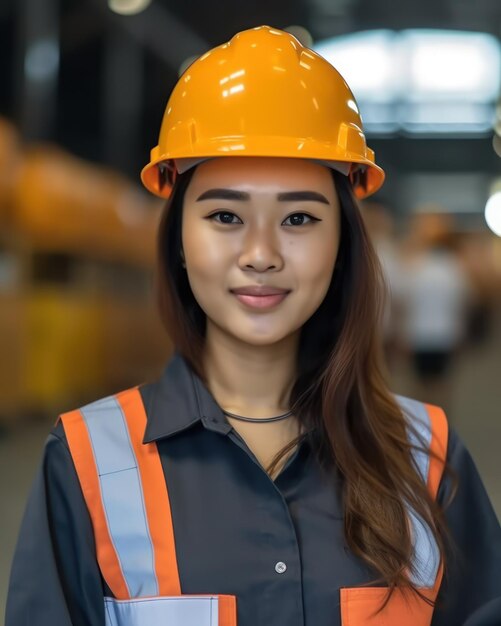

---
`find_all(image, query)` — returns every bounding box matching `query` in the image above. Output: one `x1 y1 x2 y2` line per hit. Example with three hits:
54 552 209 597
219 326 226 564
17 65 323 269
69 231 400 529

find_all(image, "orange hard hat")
141 25 385 200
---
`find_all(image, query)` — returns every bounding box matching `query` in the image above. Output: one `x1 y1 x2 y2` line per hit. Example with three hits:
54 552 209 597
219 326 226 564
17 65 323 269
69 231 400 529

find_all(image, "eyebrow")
277 191 330 204
196 188 330 204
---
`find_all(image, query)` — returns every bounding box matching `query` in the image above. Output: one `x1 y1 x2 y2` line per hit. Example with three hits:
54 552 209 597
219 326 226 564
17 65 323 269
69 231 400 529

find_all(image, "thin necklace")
222 409 294 423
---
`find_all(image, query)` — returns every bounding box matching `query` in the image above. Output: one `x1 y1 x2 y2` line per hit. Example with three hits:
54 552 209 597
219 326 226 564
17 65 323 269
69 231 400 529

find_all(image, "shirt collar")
142 350 233 443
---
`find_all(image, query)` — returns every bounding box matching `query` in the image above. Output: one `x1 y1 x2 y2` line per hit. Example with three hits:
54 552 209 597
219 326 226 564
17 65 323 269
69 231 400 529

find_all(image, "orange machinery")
0 120 172 421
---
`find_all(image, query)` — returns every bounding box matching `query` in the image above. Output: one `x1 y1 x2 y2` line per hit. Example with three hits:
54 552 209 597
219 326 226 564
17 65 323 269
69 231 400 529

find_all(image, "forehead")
186 157 336 196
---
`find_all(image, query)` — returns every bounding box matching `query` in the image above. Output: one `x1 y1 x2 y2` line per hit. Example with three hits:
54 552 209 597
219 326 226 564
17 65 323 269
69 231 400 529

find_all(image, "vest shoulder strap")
59 387 181 599
339 398 450 623
395 394 449 590
395 394 449 498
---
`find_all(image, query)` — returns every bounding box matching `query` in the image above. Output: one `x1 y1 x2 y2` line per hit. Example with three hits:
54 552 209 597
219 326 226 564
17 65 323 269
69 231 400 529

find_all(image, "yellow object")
141 25 385 199
24 289 105 409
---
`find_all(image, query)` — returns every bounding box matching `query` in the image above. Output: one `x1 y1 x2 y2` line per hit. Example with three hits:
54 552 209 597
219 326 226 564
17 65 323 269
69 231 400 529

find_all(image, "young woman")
6 25 501 626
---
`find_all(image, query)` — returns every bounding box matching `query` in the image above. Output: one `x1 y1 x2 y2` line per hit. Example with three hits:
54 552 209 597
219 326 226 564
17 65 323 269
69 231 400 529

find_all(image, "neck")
202 322 300 418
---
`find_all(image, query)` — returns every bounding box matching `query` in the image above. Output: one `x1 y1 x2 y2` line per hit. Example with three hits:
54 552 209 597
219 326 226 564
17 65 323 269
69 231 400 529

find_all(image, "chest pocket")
60 388 237 626
340 586 437 626
340 395 448 626
104 595 237 626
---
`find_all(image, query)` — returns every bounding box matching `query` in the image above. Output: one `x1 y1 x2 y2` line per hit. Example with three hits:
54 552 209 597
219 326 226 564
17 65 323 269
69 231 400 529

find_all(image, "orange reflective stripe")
59 409 130 599
424 403 448 499
115 388 182 596
424 403 449 598
217 595 238 626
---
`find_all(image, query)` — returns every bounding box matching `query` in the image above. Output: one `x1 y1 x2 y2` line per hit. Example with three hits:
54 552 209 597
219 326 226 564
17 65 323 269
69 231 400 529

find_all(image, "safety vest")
59 387 448 626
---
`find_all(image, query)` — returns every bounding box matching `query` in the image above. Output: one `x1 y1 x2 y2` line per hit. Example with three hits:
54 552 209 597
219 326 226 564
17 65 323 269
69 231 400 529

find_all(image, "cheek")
182 220 231 280
290 235 338 285
183 241 236 317
188 243 226 279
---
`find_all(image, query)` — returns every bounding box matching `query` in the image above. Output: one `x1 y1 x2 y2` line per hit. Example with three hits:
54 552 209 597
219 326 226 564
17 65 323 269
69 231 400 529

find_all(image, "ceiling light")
108 0 152 16
493 134 501 158
485 192 501 237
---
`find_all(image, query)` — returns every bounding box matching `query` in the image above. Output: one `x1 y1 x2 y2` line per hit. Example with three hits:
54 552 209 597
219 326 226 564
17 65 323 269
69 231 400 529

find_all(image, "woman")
6 25 501 626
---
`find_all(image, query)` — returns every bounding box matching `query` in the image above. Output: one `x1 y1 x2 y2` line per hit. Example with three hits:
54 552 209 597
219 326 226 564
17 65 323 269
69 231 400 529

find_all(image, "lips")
230 286 290 296
230 286 291 310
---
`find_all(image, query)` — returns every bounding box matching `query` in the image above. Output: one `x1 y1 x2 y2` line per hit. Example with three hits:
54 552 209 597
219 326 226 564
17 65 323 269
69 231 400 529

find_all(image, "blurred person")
398 211 474 416
456 232 500 348
6 26 501 626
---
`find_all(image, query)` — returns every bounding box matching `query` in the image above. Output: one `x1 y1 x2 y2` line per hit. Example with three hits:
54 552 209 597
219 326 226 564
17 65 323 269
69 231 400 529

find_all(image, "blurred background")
1 0 501 613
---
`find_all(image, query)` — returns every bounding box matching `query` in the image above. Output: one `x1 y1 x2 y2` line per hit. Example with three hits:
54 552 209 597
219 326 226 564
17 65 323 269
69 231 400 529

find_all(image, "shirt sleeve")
5 425 106 626
431 427 501 625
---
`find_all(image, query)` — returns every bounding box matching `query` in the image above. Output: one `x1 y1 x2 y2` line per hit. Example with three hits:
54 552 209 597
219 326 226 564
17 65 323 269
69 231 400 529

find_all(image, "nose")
237 227 284 272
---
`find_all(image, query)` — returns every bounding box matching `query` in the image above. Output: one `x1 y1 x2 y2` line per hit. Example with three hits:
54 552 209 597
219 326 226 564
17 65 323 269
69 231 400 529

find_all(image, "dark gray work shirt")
5 351 501 625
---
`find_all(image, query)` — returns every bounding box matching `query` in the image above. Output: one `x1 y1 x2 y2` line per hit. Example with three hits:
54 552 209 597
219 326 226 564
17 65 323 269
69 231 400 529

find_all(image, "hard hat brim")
141 138 385 200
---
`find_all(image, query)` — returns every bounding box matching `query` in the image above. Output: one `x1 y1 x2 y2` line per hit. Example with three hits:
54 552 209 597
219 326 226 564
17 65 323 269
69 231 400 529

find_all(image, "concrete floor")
1 318 500 616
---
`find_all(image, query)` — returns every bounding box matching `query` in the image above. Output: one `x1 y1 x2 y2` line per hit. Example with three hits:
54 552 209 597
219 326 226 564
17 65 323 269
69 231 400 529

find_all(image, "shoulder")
56 385 143 424
391 396 491 509
392 394 451 493
52 384 145 448
393 393 449 446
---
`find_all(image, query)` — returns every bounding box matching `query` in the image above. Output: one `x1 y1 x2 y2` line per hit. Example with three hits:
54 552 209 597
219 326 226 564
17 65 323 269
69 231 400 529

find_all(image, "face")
181 157 341 348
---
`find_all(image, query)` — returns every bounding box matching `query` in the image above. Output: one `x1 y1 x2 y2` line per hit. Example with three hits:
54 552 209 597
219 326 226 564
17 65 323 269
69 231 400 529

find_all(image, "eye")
206 211 242 224
283 213 320 226
205 211 321 226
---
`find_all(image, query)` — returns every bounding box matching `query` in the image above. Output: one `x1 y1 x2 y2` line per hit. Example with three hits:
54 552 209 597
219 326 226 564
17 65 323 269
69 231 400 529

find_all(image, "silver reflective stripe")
396 395 432 483
395 394 441 587
81 395 158 597
104 595 220 626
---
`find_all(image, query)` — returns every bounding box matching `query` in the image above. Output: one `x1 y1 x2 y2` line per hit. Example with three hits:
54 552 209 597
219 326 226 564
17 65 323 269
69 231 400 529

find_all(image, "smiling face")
181 157 341 349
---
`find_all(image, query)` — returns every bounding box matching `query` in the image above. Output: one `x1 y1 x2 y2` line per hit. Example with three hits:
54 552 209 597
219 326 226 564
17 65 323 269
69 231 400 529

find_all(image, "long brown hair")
155 165 458 609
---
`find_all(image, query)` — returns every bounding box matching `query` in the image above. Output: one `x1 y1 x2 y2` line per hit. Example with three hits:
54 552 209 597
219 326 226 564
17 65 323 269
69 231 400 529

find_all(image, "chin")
229 324 294 347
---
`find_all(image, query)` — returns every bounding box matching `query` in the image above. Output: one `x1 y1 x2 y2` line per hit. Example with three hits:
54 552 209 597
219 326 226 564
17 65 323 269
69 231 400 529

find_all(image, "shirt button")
275 561 287 574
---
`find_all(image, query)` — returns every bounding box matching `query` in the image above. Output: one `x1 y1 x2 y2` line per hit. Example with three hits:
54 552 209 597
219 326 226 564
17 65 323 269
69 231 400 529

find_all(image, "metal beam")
91 1 210 73
14 0 59 141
